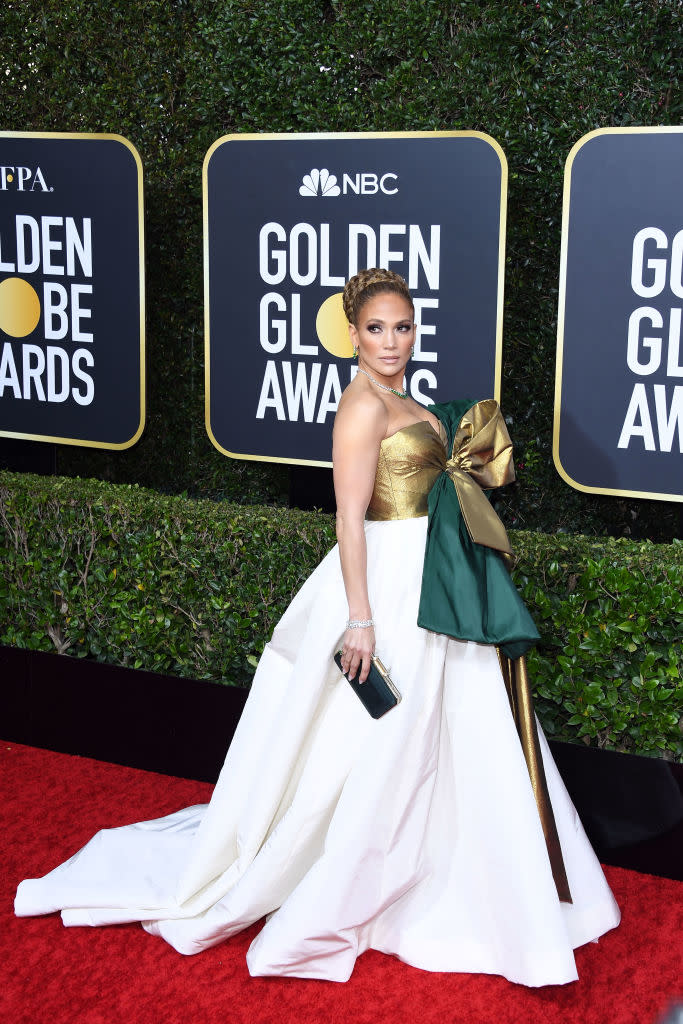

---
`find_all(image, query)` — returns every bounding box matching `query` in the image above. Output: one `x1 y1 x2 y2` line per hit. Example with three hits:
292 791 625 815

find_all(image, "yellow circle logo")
316 292 354 358
0 277 41 337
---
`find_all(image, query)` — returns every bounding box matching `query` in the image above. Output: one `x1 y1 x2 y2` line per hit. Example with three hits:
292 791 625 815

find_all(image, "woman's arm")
332 395 387 684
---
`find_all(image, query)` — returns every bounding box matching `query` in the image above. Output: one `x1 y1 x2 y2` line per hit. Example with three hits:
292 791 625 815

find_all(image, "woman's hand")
340 624 375 684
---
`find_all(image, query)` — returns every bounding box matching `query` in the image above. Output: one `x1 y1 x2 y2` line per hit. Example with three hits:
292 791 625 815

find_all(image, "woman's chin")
362 359 408 380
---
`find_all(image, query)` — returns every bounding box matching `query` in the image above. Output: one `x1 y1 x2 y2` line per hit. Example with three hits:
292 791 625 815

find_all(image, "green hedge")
0 471 334 684
515 532 683 761
1 471 681 760
2 1 681 538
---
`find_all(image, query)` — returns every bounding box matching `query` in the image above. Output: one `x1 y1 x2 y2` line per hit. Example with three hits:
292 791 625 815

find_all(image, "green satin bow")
417 398 539 660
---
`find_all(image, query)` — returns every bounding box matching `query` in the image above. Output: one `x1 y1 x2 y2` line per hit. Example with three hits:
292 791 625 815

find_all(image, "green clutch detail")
334 652 401 719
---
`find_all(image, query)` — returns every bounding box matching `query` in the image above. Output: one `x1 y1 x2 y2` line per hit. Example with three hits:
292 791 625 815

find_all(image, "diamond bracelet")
346 618 375 629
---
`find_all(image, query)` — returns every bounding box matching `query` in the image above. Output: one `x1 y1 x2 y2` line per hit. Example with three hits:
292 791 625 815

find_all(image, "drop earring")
353 347 358 359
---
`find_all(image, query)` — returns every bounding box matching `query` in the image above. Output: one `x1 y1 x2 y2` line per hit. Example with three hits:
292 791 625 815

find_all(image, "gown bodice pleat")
366 420 448 521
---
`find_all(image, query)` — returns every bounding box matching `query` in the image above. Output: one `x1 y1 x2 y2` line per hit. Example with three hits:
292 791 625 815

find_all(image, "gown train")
15 516 620 984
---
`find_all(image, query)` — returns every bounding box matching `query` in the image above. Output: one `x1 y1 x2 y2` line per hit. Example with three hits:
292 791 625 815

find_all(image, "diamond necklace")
357 366 408 399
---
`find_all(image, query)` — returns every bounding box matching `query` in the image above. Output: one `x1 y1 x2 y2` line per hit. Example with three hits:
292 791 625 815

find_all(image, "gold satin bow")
445 399 515 555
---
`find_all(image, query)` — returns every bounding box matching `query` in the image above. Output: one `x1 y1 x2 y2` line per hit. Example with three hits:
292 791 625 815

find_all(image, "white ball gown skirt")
15 516 620 985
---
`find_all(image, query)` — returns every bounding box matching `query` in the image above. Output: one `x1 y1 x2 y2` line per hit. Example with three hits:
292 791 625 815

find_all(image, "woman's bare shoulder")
334 382 388 444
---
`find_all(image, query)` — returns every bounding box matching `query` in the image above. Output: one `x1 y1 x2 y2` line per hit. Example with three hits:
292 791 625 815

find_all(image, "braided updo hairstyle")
342 268 414 326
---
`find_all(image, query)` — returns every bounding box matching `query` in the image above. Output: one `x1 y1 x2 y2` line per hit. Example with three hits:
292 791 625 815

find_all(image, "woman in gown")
15 269 620 985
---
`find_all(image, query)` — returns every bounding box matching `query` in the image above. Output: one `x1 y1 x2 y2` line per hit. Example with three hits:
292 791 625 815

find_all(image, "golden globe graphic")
0 277 41 338
0 132 145 449
204 131 507 466
315 292 354 359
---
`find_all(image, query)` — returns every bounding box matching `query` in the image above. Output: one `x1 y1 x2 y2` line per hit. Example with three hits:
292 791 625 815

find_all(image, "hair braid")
342 268 413 326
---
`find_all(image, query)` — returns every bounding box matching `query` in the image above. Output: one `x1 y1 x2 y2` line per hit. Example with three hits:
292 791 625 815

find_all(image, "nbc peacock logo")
299 168 341 198
298 166 399 198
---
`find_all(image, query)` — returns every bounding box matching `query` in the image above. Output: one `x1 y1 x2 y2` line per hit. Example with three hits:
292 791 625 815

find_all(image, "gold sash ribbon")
497 651 573 904
445 399 515 554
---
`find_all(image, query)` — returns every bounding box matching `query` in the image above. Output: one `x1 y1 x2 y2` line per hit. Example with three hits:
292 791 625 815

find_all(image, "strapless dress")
15 420 620 985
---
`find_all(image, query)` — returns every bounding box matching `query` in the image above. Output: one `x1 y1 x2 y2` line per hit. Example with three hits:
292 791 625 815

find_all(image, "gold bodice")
366 420 448 521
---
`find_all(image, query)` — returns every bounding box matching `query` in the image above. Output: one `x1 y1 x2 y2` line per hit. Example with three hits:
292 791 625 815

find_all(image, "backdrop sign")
555 127 683 502
0 132 144 449
204 132 506 466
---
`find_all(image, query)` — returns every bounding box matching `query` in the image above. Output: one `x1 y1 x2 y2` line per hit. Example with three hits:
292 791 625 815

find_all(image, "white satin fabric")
15 517 620 984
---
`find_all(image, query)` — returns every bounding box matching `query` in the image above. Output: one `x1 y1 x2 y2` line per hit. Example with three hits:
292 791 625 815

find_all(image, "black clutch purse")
334 651 402 719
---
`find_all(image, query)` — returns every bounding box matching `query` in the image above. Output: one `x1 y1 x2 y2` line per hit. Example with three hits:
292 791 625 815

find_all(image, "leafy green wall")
2 0 681 537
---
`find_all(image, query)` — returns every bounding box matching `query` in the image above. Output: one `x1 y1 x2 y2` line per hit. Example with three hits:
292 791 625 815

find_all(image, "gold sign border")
203 130 508 468
0 130 145 451
553 125 683 504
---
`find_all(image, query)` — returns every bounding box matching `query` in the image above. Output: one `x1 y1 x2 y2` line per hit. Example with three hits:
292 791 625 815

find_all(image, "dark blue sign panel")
204 132 506 466
555 128 683 502
0 132 145 449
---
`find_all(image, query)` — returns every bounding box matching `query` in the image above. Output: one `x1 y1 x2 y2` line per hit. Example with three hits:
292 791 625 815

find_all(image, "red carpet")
2 741 681 1024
